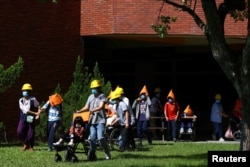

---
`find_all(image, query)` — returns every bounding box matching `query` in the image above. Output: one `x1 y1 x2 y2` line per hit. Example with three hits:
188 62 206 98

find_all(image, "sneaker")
87 151 97 161
180 128 184 134
219 138 225 142
53 141 61 146
105 153 111 160
48 147 53 152
67 141 74 146
187 128 192 133
212 135 216 140
173 138 177 142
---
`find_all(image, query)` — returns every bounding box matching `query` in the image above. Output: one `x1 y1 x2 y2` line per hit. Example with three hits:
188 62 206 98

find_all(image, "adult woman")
132 85 152 145
164 89 180 142
17 83 40 152
76 79 111 160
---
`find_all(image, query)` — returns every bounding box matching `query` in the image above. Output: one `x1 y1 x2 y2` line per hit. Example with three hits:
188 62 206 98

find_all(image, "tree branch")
163 0 206 33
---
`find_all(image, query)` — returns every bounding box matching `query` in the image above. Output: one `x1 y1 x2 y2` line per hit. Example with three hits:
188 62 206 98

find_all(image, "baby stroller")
53 112 90 162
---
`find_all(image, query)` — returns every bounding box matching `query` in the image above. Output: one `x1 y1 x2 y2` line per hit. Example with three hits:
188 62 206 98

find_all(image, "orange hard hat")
167 89 175 100
139 85 149 96
49 93 63 106
184 104 193 115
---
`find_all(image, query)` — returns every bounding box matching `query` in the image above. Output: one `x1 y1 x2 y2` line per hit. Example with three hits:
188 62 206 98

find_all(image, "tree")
35 56 112 140
152 0 249 150
62 56 112 128
0 57 24 93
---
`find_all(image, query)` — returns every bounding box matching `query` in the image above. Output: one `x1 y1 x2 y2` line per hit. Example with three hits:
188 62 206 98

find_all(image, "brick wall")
0 0 81 140
81 0 247 36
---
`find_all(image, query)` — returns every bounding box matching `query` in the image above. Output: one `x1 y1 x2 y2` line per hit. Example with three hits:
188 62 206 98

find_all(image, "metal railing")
149 116 167 141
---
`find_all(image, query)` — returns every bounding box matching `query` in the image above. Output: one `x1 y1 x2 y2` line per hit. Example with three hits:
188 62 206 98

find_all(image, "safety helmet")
167 89 175 100
21 83 33 91
114 86 124 95
110 91 121 100
184 105 193 115
139 85 149 96
90 79 102 88
49 93 63 106
215 94 221 100
154 87 161 93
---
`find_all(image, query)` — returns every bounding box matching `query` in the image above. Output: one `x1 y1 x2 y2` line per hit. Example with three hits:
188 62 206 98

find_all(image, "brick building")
0 0 246 140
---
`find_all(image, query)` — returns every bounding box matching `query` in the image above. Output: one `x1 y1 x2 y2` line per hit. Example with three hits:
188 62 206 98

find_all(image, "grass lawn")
0 141 239 167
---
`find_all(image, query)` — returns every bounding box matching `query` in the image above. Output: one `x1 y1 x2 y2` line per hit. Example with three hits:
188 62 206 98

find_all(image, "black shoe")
118 147 125 152
87 150 97 161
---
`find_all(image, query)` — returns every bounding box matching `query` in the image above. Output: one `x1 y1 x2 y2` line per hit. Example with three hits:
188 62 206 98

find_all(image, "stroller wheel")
71 155 78 162
233 130 241 141
64 149 72 161
55 154 62 162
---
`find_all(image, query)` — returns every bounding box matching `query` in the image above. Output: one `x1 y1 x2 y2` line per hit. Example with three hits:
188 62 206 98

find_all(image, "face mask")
216 100 220 103
109 99 117 105
168 98 173 103
140 95 146 99
91 89 98 95
22 91 29 97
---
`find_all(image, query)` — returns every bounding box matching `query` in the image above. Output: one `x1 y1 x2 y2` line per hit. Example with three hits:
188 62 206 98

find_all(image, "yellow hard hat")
215 94 221 100
114 86 124 95
110 91 121 100
21 83 33 91
90 79 102 88
154 87 161 93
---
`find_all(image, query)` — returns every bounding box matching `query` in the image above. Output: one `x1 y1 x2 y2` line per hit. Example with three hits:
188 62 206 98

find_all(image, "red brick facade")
81 0 246 36
0 0 81 139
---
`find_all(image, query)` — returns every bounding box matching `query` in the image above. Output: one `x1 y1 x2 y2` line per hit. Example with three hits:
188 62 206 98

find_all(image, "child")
179 104 197 134
105 103 120 127
53 116 85 146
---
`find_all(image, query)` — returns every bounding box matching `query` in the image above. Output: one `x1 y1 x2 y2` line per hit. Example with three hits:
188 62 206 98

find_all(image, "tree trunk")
239 89 250 150
163 0 250 150
201 0 250 150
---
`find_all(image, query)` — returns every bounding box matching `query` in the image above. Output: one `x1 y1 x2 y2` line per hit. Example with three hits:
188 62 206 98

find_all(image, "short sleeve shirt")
86 93 106 124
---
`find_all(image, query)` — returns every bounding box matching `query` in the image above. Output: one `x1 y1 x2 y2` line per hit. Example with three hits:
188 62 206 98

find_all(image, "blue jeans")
212 121 223 138
47 121 60 148
165 120 177 139
89 123 110 154
137 120 152 144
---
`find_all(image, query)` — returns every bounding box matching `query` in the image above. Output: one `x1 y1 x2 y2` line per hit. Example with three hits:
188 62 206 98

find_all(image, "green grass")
0 141 239 167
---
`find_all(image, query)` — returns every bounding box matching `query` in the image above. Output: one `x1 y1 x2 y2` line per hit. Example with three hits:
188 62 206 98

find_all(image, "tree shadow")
115 152 207 167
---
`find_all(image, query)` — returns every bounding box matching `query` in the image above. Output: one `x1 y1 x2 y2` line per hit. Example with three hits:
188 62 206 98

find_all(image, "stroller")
225 117 242 141
224 99 242 141
54 112 90 162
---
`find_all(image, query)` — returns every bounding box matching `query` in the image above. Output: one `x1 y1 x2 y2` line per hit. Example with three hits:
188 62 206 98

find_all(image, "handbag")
26 115 34 123
224 125 233 138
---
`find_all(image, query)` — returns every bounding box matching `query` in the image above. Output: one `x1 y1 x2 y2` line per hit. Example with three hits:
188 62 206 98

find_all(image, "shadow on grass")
125 165 206 167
